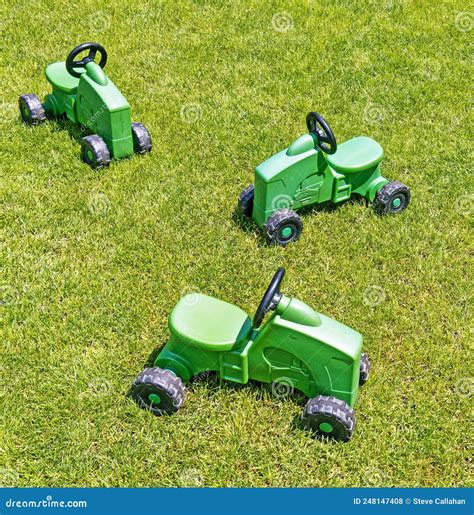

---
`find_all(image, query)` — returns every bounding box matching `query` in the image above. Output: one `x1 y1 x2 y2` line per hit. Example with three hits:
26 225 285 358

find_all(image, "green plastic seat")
327 136 384 173
45 62 80 93
169 294 252 351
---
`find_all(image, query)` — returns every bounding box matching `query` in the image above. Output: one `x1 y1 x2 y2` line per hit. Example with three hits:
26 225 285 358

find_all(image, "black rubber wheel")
131 122 152 154
19 94 46 125
131 367 186 416
81 135 111 168
359 352 371 386
301 395 356 442
375 180 410 214
265 209 303 246
238 184 254 217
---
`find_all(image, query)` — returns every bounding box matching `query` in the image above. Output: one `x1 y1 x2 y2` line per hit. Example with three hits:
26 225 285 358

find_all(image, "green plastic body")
252 132 389 227
42 61 133 159
154 293 363 407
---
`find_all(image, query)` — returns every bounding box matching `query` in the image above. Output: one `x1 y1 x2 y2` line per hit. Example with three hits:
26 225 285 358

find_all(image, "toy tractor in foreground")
131 268 371 441
19 42 152 168
238 112 410 246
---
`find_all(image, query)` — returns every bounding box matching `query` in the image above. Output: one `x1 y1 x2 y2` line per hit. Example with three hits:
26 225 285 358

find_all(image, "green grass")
1 0 472 488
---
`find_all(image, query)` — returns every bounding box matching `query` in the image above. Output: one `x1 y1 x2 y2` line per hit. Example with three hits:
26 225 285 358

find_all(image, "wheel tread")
19 94 46 125
238 184 254 217
265 209 303 246
302 395 356 441
375 180 410 214
132 367 186 415
81 135 111 168
131 122 152 153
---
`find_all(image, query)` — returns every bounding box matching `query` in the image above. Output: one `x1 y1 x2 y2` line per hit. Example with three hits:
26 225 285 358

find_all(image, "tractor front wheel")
81 135 111 169
238 184 254 217
301 395 356 442
131 367 186 416
359 352 371 386
374 180 410 214
19 94 46 125
265 209 303 246
131 122 152 154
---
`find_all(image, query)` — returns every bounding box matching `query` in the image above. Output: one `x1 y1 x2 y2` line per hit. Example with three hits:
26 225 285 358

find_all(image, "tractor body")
43 61 134 159
154 292 362 407
131 268 369 440
238 112 410 245
253 133 388 228
19 43 152 167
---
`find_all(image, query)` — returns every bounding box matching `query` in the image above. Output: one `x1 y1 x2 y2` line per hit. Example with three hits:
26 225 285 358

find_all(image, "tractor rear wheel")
131 122 152 154
19 94 46 125
238 184 254 217
81 135 111 168
265 209 303 246
359 352 371 386
301 395 356 442
374 180 410 214
131 367 186 416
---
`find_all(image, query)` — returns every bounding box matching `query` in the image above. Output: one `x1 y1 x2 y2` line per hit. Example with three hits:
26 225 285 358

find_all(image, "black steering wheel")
253 268 286 329
306 112 337 155
66 42 108 79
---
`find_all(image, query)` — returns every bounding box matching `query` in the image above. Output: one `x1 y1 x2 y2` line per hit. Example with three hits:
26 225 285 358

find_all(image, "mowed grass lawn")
1 0 472 488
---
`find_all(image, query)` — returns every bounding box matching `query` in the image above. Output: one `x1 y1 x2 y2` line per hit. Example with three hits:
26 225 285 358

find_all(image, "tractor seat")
327 136 384 173
45 62 80 94
169 294 252 351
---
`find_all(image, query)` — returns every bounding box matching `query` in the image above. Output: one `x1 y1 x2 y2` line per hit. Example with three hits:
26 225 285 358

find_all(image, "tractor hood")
274 295 363 360
255 135 326 184
252 134 329 227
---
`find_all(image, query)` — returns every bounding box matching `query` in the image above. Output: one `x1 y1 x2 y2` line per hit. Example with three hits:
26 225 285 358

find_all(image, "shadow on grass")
44 115 143 168
46 115 89 145
130 353 332 439
232 195 371 246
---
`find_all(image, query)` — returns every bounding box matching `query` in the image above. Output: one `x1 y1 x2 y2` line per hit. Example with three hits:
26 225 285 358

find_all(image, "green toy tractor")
19 42 152 168
238 112 410 245
131 268 371 441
